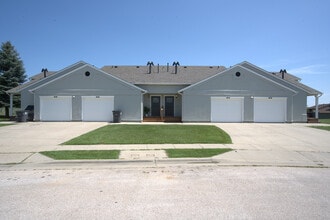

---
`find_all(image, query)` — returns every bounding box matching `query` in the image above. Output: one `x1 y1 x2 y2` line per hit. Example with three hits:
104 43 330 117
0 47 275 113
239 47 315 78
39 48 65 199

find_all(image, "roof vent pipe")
41 68 48 78
147 61 154 74
172 61 180 74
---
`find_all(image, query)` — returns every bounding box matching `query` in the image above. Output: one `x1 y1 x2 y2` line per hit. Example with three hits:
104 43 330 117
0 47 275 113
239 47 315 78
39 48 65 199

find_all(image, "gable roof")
239 61 322 96
29 63 146 93
178 62 298 94
178 61 322 96
6 71 56 94
7 61 87 94
101 65 226 85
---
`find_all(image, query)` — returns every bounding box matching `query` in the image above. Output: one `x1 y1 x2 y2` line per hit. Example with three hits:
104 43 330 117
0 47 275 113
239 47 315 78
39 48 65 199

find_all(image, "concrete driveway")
0 122 329 167
0 122 107 164
214 123 330 167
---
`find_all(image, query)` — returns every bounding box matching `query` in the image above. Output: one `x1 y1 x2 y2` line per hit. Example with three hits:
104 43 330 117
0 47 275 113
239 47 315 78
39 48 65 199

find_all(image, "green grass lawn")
40 150 120 160
63 125 232 145
309 126 330 131
40 148 233 160
320 119 330 124
165 148 233 158
0 123 14 127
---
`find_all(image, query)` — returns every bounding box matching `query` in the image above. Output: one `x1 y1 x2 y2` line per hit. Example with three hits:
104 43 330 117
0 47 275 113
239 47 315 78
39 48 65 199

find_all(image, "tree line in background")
0 41 26 117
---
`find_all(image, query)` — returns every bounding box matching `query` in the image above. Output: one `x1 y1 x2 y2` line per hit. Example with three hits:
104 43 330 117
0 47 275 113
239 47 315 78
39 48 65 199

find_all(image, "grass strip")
309 126 330 132
40 150 120 160
0 123 14 127
165 148 233 158
63 125 232 145
319 119 330 124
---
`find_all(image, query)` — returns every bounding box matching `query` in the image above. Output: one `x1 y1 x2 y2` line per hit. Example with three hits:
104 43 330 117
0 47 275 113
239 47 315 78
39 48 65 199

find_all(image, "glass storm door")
165 96 174 117
151 96 161 116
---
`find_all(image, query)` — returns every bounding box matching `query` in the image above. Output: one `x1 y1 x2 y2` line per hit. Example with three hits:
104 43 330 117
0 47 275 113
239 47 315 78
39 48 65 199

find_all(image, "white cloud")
288 64 328 75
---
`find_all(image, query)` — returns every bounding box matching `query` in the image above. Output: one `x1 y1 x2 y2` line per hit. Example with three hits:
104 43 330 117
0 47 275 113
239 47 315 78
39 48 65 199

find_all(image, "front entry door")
165 96 174 117
151 96 161 116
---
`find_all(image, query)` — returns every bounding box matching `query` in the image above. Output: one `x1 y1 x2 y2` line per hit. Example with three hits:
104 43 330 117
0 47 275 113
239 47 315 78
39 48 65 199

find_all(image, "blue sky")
1 0 329 106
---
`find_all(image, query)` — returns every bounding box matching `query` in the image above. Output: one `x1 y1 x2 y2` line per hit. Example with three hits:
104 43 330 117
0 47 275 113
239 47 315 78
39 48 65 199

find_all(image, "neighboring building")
308 104 330 119
7 61 322 123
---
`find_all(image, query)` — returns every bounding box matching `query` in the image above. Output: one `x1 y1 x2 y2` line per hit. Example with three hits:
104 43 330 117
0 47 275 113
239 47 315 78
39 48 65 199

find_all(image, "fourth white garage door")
254 97 287 122
82 96 114 121
211 97 244 122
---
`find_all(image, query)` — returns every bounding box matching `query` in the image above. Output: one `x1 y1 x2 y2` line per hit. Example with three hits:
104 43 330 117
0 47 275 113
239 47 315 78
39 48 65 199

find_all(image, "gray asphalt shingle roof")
101 65 227 84
272 71 322 96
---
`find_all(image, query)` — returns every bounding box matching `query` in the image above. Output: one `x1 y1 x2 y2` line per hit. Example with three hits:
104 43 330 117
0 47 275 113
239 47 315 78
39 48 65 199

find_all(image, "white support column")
9 94 13 117
315 95 319 119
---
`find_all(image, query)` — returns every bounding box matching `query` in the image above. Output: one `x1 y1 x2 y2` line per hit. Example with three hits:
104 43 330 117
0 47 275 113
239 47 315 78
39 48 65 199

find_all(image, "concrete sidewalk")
0 122 330 169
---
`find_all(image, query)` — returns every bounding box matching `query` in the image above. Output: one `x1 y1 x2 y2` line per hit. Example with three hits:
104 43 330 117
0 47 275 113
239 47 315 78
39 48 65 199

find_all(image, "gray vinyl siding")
33 65 143 121
20 90 34 110
292 92 308 122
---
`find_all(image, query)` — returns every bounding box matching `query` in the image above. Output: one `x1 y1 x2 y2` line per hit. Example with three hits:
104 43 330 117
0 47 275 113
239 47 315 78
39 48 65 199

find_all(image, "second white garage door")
254 97 287 122
211 97 244 122
82 96 114 121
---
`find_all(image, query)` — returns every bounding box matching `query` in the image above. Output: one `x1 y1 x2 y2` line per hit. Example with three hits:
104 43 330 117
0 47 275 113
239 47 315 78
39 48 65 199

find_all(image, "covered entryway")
40 96 72 121
82 96 114 121
254 97 287 122
211 97 244 122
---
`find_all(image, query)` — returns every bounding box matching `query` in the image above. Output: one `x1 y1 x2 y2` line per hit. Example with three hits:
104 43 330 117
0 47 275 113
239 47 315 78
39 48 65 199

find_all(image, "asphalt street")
0 166 329 219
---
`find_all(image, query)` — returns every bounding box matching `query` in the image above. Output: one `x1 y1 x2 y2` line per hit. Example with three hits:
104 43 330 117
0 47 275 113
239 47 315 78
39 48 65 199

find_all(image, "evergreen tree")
0 41 26 117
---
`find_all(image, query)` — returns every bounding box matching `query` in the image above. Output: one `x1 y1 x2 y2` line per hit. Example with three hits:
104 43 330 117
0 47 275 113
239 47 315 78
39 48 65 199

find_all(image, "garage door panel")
211 97 243 122
82 96 114 121
254 97 286 122
40 96 72 121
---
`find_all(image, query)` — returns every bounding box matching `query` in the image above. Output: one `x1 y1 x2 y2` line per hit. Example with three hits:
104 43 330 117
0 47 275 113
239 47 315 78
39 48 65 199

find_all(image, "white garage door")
211 97 244 122
82 96 114 121
254 97 287 122
40 96 72 121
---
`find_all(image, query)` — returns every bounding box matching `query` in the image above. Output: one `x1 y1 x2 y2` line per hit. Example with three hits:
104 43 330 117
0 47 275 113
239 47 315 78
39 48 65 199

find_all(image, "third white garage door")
82 96 114 121
211 97 244 122
254 97 287 122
